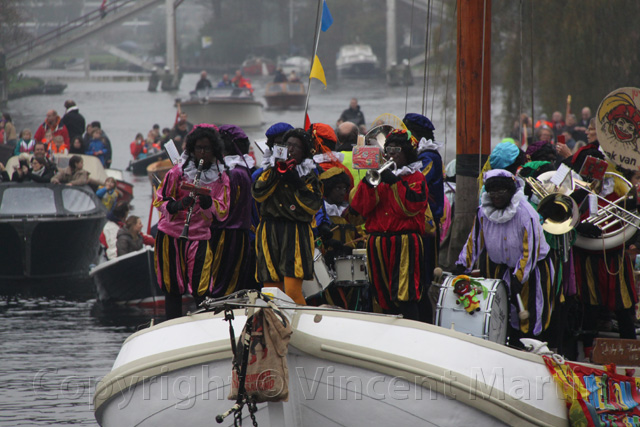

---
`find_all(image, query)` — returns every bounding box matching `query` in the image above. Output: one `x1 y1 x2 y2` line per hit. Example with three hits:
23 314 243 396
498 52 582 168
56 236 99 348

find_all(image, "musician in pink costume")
154 124 230 319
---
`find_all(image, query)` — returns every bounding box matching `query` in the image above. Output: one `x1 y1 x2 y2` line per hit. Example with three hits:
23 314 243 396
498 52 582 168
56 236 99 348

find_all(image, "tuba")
365 160 397 187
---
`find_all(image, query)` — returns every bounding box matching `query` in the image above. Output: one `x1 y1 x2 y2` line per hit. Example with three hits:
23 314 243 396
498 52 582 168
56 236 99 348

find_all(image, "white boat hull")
95 308 570 426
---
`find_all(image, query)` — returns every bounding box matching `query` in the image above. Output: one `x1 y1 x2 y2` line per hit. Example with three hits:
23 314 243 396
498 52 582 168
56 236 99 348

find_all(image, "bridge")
4 0 171 74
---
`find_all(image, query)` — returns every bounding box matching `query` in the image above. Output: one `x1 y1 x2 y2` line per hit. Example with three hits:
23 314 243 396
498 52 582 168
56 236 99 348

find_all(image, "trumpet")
365 160 397 187
179 159 209 240
276 159 296 174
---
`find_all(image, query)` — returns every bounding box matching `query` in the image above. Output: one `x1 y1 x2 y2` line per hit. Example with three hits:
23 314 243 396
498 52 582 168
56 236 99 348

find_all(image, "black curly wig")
322 170 351 195
219 130 250 156
282 128 314 159
183 125 225 172
384 131 418 164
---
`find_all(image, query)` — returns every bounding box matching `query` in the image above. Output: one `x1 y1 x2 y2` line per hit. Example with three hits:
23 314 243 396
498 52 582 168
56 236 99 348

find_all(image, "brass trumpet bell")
537 193 580 235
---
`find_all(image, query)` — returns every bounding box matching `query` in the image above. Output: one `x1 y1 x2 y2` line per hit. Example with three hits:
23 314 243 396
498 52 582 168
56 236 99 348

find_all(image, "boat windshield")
0 187 57 215
62 188 98 213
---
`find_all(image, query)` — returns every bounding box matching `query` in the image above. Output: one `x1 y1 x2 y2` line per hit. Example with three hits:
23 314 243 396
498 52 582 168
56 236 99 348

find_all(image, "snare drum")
302 249 334 298
435 275 508 344
334 248 368 286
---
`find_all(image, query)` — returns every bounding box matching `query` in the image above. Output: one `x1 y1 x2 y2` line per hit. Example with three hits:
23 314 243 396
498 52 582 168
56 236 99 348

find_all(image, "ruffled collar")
393 160 423 177
417 137 442 153
267 156 316 177
224 154 255 171
324 201 348 217
480 189 525 223
313 151 345 163
181 153 223 184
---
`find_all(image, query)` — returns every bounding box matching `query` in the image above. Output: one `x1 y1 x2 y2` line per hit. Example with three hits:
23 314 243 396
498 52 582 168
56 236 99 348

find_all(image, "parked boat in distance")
264 81 306 110
336 44 380 78
178 87 264 128
242 55 275 76
277 55 311 76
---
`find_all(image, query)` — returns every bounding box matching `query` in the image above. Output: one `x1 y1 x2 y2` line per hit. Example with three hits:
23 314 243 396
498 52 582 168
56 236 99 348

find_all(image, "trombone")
572 178 640 231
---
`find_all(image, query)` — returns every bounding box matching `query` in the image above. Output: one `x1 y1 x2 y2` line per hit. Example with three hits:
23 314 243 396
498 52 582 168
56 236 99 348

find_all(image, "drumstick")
516 294 529 320
314 226 340 244
343 235 369 246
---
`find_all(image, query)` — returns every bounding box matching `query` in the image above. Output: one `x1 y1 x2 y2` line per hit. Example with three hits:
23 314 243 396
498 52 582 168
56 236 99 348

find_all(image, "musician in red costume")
351 129 430 321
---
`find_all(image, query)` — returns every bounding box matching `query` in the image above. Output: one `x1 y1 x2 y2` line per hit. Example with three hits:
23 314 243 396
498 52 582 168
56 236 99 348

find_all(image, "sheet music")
164 139 180 165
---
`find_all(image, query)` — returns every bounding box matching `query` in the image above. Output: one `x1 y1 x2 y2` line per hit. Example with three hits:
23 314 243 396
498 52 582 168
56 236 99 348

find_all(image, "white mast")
386 0 397 70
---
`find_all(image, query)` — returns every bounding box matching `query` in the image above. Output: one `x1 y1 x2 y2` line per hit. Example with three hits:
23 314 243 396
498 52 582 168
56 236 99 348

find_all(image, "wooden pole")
443 0 491 269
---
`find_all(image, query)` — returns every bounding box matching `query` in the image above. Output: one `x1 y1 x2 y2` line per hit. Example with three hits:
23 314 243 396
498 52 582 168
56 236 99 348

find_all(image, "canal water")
1 71 504 425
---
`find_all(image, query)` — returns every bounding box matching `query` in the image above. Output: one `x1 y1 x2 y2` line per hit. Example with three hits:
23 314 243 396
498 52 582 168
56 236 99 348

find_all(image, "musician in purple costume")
456 169 554 338
209 124 255 297
154 124 230 319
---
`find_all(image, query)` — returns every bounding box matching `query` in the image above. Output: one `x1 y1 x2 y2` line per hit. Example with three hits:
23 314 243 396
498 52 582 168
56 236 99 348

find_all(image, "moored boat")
264 81 306 110
336 44 380 78
0 181 105 283
179 87 264 128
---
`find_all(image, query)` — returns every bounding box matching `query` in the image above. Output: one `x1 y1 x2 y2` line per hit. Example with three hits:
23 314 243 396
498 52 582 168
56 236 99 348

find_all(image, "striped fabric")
154 230 213 297
481 255 553 335
255 218 315 282
209 228 250 297
366 232 426 310
573 246 637 311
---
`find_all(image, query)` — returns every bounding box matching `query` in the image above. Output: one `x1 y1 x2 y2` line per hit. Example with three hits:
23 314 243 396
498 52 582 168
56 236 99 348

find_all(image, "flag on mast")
321 0 333 32
309 55 327 88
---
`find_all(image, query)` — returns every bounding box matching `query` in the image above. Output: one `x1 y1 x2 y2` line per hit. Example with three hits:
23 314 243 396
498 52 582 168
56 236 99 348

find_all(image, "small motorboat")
0 181 105 283
91 246 159 306
40 81 68 95
179 87 264 128
336 44 380 78
90 247 194 322
126 151 168 176
264 81 306 110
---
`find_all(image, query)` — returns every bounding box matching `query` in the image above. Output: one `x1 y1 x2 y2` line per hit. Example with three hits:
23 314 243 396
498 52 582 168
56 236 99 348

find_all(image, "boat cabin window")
62 188 98 213
0 187 57 215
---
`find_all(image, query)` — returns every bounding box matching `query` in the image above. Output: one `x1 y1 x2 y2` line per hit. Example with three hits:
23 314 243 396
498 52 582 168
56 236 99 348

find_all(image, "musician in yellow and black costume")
252 128 323 305
154 124 230 319
311 166 366 310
